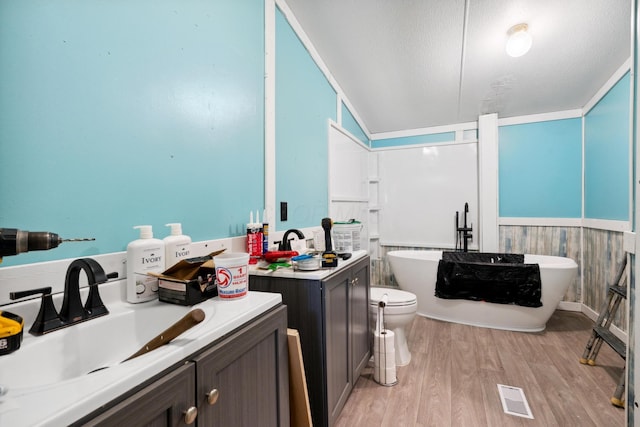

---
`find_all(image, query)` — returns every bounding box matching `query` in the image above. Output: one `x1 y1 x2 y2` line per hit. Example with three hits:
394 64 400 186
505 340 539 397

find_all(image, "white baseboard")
557 301 582 312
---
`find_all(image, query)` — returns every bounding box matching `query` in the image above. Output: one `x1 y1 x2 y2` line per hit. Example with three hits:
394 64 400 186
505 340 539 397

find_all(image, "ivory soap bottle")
127 225 165 303
164 223 192 268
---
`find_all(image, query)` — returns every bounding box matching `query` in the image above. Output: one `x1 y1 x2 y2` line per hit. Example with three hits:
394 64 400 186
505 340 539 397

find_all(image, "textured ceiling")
283 0 631 135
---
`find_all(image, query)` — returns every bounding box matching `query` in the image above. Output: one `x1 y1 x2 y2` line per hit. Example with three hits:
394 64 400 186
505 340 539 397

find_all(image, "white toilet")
369 286 418 367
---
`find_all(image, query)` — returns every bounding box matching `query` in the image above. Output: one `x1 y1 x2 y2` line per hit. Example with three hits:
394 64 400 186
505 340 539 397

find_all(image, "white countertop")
0 287 282 427
249 250 368 280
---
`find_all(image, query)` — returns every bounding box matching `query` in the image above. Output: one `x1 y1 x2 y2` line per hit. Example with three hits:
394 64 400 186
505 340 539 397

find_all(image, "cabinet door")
324 269 351 426
249 276 322 427
350 258 370 383
194 306 289 427
81 362 196 427
249 276 325 427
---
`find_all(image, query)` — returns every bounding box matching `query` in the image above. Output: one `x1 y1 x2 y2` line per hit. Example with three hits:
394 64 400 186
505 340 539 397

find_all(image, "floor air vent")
497 384 534 419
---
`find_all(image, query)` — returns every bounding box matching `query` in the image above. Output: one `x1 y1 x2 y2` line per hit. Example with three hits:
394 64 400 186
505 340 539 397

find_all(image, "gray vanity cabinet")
77 305 289 427
194 305 289 426
347 257 370 396
250 256 370 427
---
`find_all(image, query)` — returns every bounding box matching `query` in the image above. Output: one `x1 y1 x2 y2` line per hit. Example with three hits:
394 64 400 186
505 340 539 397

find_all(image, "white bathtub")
387 250 578 332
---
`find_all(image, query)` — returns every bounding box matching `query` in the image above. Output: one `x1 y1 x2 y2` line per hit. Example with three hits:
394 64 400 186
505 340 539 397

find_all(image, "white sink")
0 299 214 391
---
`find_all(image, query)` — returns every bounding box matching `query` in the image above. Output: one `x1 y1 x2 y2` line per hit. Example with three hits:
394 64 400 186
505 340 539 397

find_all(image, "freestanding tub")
387 250 578 332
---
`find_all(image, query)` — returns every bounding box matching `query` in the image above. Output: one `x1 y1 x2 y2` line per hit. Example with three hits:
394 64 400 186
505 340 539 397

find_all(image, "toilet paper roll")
374 329 395 353
374 353 396 364
373 329 395 341
373 335 397 385
374 350 394 366
374 348 395 357
374 349 396 357
374 366 397 385
373 329 396 371
373 355 396 369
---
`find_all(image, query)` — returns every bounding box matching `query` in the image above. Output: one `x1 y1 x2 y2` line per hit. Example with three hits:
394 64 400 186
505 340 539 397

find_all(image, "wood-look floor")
336 311 625 427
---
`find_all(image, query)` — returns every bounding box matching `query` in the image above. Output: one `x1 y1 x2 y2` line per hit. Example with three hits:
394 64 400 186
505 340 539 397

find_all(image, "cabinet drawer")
81 362 195 427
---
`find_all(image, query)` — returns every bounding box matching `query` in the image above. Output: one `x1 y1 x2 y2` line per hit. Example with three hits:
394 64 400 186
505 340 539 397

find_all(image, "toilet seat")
370 287 417 307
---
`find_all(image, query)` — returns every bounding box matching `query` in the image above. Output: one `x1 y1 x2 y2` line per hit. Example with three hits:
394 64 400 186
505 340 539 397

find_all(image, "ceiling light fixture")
506 23 532 58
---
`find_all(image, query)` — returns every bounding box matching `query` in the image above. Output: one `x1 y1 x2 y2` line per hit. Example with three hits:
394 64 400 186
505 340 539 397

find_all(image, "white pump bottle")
164 223 192 268
126 225 165 303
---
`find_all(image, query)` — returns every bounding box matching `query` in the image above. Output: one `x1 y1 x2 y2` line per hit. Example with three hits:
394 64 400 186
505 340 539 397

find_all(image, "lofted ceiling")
283 0 631 136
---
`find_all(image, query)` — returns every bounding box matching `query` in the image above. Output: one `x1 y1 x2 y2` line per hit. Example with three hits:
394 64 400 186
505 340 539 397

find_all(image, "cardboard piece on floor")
287 328 313 427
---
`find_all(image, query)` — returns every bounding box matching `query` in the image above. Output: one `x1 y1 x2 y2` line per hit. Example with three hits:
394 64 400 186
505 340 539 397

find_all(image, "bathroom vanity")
250 251 370 427
76 304 288 426
0 286 289 427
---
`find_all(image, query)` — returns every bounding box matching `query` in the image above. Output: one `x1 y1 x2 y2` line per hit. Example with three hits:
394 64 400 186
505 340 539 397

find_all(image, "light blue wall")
1 1 631 268
0 0 265 266
498 119 582 218
275 8 336 231
584 72 631 221
371 132 455 148
341 102 369 145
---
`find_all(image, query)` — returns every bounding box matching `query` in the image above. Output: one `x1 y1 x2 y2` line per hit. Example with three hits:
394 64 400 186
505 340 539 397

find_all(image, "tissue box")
156 250 224 306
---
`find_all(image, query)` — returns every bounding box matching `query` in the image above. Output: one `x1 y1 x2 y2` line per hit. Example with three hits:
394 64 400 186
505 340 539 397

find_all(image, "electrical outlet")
280 202 287 221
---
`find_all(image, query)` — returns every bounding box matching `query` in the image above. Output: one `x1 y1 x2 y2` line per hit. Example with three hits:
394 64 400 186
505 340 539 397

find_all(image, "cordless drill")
0 228 95 263
321 218 338 267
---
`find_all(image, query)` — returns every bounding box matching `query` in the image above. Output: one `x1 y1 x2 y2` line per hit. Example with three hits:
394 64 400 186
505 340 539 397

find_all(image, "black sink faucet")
9 257 115 335
278 229 305 251
60 258 108 322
